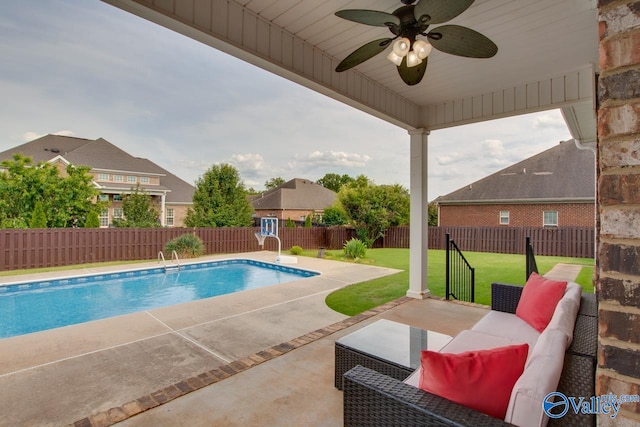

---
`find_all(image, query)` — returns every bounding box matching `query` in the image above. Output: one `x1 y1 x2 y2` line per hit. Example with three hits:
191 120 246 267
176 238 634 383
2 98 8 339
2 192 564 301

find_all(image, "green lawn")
310 248 594 316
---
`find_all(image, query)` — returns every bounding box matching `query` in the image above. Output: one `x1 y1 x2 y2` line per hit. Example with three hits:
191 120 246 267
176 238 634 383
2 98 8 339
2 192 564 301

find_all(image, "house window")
98 173 109 181
113 194 123 201
166 208 174 226
98 194 109 202
113 208 124 220
140 176 150 184
499 210 510 225
543 211 558 227
127 176 137 183
99 209 109 227
114 175 123 182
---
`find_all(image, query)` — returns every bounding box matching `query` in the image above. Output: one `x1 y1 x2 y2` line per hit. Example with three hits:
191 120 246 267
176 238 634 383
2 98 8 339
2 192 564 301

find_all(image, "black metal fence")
526 236 539 281
445 233 475 303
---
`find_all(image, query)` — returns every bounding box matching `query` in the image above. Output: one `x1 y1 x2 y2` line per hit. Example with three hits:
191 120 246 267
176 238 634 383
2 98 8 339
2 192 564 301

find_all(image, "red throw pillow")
516 272 567 332
419 344 528 420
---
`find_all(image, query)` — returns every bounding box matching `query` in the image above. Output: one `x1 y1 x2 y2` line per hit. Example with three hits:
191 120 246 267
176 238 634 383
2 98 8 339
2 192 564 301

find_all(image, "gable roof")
435 140 595 204
251 178 337 211
0 134 194 204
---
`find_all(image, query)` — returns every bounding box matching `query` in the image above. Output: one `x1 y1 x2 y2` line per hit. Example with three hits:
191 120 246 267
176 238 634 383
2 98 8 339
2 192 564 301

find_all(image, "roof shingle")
435 140 595 204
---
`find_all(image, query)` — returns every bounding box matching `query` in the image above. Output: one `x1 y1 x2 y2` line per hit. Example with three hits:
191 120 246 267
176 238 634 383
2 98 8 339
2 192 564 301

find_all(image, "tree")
304 214 312 227
29 201 47 228
338 175 410 247
185 163 254 227
0 154 102 228
428 202 438 226
322 205 349 226
264 177 285 190
113 185 159 227
316 173 354 193
84 211 100 228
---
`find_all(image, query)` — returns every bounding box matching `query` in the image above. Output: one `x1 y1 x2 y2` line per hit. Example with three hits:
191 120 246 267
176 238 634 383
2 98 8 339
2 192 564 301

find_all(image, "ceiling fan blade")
428 25 498 58
335 10 401 27
335 38 392 72
397 56 428 86
414 0 475 25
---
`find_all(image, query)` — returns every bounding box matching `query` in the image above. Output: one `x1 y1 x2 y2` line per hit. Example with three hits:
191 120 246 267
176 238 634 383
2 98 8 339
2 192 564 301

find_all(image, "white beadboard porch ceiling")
103 0 599 142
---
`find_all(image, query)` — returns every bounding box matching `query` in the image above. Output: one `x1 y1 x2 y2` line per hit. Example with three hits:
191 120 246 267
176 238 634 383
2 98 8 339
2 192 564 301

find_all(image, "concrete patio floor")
0 253 581 426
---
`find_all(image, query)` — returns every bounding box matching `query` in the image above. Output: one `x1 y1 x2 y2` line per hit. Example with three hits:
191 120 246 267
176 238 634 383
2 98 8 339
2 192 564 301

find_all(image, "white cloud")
482 139 505 157
533 113 566 129
436 152 468 166
301 151 372 168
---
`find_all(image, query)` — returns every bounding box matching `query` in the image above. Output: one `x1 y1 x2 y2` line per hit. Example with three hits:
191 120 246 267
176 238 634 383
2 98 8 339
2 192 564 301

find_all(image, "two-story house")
0 134 194 227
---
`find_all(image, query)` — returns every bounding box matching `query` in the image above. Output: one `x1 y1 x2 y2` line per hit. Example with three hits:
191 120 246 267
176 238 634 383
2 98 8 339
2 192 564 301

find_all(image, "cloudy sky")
0 1 572 200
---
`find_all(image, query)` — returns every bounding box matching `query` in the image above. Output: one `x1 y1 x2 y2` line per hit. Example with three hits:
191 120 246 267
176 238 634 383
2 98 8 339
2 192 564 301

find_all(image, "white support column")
407 128 430 299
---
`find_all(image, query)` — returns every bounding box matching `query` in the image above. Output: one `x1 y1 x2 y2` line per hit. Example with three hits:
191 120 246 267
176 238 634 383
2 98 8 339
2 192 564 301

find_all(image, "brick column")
597 1 640 424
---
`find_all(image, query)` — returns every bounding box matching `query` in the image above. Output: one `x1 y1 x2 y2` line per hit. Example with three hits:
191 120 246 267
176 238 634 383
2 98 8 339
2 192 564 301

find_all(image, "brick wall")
597 1 640 424
438 203 595 227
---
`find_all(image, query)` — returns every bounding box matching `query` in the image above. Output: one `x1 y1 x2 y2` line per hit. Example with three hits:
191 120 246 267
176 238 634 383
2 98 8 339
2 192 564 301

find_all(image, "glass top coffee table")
334 319 452 390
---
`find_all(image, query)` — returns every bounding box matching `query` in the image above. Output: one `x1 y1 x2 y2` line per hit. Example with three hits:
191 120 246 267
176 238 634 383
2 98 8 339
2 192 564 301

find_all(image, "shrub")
343 238 367 259
289 245 303 255
29 201 48 228
285 218 296 228
84 211 100 228
164 233 205 258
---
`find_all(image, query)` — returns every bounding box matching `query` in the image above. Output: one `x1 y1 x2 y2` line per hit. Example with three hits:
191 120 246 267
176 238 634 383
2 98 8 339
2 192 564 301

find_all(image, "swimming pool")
0 259 318 339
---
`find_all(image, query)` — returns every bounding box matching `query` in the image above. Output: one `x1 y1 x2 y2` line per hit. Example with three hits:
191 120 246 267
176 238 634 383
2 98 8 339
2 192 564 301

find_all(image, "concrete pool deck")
0 251 404 426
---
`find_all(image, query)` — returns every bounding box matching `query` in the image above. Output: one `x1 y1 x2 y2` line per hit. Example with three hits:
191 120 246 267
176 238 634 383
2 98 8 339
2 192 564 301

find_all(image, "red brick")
599 103 640 139
597 374 640 415
597 276 640 307
599 309 640 343
600 344 640 379
107 407 127 423
599 30 640 70
599 243 640 276
121 400 144 417
439 203 594 227
599 174 640 206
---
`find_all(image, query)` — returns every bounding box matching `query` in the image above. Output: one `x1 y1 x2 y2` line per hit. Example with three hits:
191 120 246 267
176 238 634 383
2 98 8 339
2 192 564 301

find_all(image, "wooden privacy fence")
0 225 594 271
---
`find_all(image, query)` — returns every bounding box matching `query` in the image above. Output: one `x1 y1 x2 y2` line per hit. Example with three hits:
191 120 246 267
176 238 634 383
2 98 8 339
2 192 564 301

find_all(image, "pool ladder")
158 250 180 272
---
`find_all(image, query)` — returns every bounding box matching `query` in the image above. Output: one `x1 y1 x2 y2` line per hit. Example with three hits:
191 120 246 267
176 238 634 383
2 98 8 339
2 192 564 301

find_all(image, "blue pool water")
0 259 317 339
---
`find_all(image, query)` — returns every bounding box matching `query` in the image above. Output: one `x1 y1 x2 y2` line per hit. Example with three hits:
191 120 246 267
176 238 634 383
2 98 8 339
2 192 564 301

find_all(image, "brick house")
435 140 595 227
0 134 194 227
250 178 337 224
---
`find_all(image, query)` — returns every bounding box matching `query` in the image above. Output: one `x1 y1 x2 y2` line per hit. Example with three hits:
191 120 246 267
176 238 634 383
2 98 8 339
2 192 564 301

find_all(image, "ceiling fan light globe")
406 51 422 67
392 37 411 56
413 39 432 59
387 51 404 66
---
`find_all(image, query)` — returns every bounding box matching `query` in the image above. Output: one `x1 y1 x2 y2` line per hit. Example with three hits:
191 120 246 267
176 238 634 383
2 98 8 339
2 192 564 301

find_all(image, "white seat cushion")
546 283 581 346
505 328 567 427
471 310 540 352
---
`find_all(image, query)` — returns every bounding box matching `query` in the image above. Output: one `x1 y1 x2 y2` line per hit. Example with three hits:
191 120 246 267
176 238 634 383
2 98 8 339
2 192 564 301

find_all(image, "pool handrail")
158 251 180 272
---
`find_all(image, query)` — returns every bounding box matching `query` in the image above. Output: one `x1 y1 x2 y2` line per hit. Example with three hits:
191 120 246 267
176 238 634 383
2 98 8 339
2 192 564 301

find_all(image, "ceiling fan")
334 0 498 85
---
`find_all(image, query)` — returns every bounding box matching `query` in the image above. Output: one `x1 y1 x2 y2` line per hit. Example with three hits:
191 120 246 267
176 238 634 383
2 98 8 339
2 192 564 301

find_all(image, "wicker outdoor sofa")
343 282 597 427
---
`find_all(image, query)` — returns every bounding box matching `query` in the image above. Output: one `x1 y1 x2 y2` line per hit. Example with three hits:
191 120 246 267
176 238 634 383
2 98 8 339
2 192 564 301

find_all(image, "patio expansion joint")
70 295 413 427
143 311 232 364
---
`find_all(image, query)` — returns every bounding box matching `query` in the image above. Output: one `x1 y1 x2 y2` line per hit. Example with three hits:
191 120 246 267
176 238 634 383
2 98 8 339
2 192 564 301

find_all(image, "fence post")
445 233 450 300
